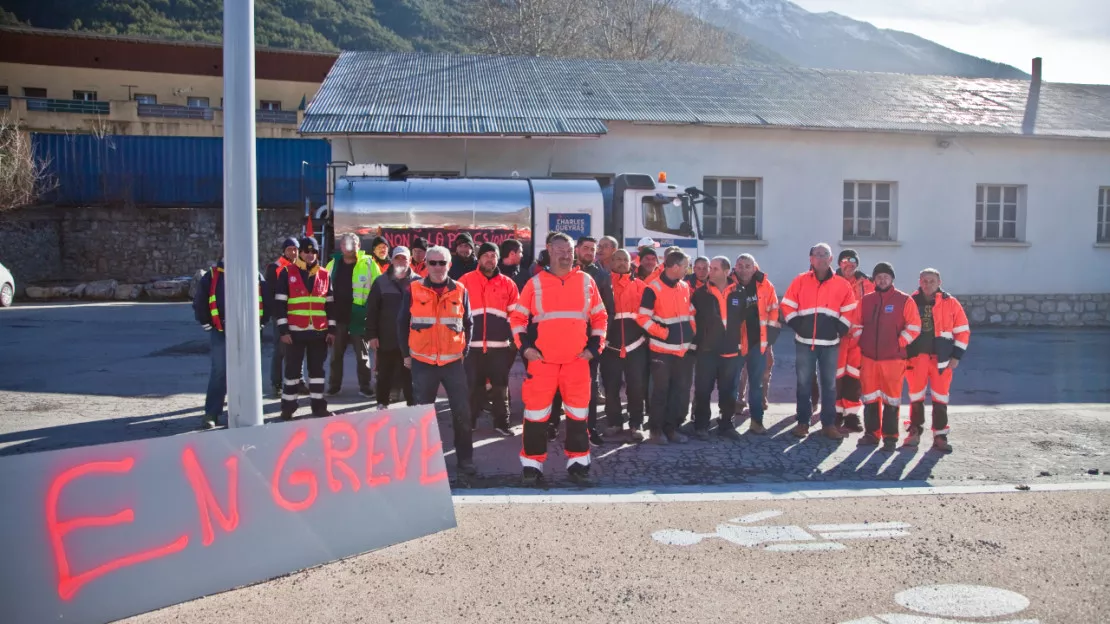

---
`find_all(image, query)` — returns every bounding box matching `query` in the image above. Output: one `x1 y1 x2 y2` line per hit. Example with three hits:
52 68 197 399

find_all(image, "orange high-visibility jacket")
401 278 470 366
739 272 781 357
907 289 970 369
608 272 647 356
780 270 857 349
458 268 519 351
638 273 696 356
509 267 607 364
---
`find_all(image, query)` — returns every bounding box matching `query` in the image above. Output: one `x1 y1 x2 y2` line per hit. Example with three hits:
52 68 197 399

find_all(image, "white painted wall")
326 122 1110 296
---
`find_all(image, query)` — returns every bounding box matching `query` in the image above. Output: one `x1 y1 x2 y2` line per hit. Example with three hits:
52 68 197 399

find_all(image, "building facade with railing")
0 26 334 137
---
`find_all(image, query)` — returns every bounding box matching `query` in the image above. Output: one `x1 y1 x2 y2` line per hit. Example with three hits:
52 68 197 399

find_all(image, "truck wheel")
0 283 12 307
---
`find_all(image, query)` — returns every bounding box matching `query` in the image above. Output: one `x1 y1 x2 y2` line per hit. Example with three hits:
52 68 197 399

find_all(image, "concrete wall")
331 122 1110 298
0 206 304 287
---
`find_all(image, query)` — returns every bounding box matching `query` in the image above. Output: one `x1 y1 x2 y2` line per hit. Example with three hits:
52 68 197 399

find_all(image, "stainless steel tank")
332 177 534 242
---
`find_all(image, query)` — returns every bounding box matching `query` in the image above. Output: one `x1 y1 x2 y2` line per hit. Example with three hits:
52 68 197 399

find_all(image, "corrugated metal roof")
301 51 1110 139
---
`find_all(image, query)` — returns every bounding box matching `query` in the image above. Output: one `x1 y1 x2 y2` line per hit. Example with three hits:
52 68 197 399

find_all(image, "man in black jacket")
263 237 305 396
690 256 747 440
574 236 615 445
366 246 420 409
498 238 530 292
192 258 269 429
448 232 478 280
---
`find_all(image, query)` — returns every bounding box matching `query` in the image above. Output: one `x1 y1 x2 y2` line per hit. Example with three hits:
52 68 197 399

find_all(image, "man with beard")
575 236 614 445
497 238 530 292
460 242 520 436
366 246 420 409
410 236 429 277
448 232 478 280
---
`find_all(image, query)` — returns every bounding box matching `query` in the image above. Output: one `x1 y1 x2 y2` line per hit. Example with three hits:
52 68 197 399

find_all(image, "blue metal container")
32 134 328 207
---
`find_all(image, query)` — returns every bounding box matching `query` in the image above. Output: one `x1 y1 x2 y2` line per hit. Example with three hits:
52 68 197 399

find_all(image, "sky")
791 0 1110 84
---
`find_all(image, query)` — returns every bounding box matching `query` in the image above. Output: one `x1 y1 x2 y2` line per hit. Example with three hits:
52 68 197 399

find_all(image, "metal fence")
26 98 111 114
33 134 329 208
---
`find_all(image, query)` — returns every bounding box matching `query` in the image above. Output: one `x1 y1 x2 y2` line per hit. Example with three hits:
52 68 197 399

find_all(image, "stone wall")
959 294 1110 327
0 205 303 287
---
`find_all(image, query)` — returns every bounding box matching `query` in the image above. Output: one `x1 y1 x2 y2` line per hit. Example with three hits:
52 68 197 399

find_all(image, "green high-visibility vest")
326 251 380 335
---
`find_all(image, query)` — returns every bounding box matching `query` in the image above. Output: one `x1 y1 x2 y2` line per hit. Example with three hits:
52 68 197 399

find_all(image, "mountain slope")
681 0 1028 78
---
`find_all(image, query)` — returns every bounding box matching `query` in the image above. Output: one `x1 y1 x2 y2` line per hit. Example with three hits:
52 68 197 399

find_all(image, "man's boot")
522 467 543 487
933 435 953 453
491 387 512 436
904 425 924 447
857 432 880 446
842 413 864 433
567 465 595 487
458 458 477 476
881 437 897 452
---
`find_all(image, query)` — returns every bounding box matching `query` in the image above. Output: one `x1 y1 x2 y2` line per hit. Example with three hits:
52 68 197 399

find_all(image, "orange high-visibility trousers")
520 358 591 471
906 353 953 435
835 341 863 417
861 357 905 439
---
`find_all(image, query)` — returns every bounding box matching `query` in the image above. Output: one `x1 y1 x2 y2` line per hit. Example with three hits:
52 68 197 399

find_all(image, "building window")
976 184 1024 241
701 177 759 239
73 90 98 101
23 87 47 98
259 100 282 111
843 181 895 240
187 96 210 108
1099 187 1110 243
0 86 8 96
135 94 157 104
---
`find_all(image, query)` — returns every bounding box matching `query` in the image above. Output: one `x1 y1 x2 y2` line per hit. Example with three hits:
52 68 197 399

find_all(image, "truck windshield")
642 195 694 238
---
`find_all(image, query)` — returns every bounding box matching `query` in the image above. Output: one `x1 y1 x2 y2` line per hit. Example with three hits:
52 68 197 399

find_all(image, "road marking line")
817 530 910 539
453 479 1110 505
765 542 846 552
808 522 910 532
733 510 783 523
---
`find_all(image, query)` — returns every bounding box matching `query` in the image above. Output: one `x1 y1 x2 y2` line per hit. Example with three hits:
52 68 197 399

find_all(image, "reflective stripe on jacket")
458 268 519 351
282 266 332 332
691 281 741 357
907 289 970 369
509 267 607 364
780 270 857 349
638 273 696 356
740 272 781 356
207 266 263 332
325 252 376 334
607 272 646 356
404 278 468 365
857 287 922 361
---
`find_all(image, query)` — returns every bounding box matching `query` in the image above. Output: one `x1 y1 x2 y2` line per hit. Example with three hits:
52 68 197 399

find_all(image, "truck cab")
602 172 708 259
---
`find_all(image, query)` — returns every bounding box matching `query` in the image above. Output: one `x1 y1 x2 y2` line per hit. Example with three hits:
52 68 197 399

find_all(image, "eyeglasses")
427 260 448 267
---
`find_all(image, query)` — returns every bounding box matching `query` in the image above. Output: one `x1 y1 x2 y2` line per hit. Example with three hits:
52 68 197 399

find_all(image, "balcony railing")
26 98 110 114
256 109 298 124
138 104 215 121
0 95 10 110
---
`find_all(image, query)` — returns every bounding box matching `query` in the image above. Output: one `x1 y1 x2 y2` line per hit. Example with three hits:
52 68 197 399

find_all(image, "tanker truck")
323 164 714 265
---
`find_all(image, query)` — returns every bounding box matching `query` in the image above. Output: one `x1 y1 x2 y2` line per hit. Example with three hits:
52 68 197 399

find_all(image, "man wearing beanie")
449 232 478 280
368 235 392 275
410 236 429 277
459 241 520 436
264 236 307 396
853 262 921 452
275 236 336 420
833 248 875 433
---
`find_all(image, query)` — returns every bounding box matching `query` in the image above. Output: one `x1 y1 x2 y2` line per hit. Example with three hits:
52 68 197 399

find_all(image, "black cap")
411 236 428 251
872 262 895 279
838 249 859 266
453 232 475 250
639 246 657 258
477 241 499 259
299 236 318 252
281 237 300 251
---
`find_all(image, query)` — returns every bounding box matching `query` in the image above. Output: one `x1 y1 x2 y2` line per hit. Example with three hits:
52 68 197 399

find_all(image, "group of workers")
195 230 970 487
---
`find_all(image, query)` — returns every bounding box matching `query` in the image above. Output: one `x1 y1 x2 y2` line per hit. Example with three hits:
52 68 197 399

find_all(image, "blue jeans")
205 331 227 421
740 349 767 425
795 341 838 427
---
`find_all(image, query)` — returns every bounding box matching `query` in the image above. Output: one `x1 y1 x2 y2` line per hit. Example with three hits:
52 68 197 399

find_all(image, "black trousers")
648 351 695 434
693 352 740 430
411 359 472 461
910 401 949 433
282 333 328 417
376 349 413 407
601 346 647 429
864 402 901 439
465 347 514 429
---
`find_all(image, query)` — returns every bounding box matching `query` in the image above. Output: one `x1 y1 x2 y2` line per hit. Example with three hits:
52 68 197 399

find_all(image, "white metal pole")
223 0 263 427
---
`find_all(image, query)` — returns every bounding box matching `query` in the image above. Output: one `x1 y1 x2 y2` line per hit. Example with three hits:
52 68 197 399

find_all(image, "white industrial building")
302 52 1110 321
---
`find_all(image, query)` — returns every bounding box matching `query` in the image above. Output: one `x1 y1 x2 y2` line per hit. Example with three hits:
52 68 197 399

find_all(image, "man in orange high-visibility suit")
510 232 607 487
639 250 697 444
834 248 874 433
854 262 921 452
905 268 969 453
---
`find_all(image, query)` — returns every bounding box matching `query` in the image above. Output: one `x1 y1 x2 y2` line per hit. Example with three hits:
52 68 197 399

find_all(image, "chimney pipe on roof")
1022 57 1042 135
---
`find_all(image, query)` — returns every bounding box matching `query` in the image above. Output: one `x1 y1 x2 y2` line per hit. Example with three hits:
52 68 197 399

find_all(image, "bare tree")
467 0 594 57
0 119 56 212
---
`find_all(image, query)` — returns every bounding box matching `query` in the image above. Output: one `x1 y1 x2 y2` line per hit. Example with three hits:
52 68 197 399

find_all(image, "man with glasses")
780 243 858 440
274 237 335 420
